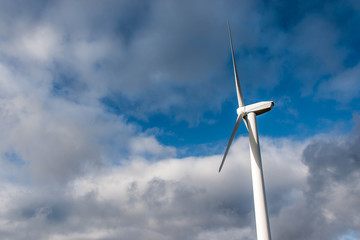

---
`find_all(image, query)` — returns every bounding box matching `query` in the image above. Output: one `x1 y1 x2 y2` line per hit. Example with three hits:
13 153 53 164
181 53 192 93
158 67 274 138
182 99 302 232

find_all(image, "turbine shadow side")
246 115 262 169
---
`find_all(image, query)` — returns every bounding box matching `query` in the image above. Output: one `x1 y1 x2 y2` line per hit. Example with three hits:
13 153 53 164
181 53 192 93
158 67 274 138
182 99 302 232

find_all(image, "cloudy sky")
0 0 359 239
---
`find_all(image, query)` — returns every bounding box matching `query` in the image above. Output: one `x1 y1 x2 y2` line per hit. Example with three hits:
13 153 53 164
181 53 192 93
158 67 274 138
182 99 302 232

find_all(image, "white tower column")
247 112 271 240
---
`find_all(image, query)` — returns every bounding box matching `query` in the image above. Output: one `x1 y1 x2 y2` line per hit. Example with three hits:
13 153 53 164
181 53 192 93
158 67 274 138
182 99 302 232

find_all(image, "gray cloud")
272 122 360 240
0 0 278 123
1 0 358 121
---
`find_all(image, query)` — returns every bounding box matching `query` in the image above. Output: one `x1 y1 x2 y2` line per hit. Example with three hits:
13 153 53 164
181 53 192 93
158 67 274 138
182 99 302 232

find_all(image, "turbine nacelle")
237 101 274 116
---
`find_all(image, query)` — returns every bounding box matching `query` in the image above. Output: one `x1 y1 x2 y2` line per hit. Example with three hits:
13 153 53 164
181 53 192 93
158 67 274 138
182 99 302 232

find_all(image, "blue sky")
0 0 359 239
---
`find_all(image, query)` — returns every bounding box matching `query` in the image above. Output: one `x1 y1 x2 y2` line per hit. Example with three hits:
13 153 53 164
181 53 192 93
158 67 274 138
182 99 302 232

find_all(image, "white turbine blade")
219 112 245 172
228 22 244 107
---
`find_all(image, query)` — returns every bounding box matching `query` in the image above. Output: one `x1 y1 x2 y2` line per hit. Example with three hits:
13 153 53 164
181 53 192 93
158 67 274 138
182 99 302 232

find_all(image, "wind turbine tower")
219 23 274 240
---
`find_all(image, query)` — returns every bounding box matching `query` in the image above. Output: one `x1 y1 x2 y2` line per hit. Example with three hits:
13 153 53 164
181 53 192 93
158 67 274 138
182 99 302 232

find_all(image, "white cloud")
21 25 60 62
129 136 176 159
0 136 307 239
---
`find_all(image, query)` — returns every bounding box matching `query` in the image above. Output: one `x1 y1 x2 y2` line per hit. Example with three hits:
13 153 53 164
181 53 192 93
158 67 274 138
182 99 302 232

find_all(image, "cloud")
0 0 278 123
129 136 176 160
0 60 160 184
0 137 307 239
1 0 358 122
272 123 360 240
20 25 60 62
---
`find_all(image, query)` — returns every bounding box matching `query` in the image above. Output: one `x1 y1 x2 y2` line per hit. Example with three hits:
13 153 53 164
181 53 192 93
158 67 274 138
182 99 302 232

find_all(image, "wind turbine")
219 23 274 240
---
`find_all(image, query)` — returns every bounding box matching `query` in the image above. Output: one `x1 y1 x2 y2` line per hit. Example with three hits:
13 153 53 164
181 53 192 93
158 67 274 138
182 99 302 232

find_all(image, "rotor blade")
228 21 244 107
219 112 244 172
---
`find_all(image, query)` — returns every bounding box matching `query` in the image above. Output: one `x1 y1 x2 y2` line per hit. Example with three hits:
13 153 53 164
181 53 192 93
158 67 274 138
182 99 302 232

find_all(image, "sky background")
0 0 359 239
